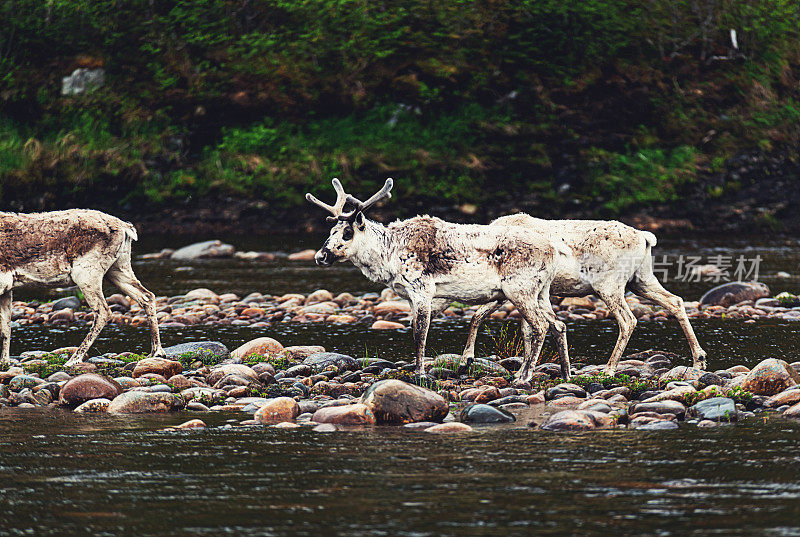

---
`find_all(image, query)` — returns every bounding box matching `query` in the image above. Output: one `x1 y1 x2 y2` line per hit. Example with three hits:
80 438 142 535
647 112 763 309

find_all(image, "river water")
2 233 800 536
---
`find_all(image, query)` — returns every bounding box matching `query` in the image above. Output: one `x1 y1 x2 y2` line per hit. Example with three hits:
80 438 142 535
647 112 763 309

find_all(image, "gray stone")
688 397 737 421
460 403 516 424
629 400 687 418
171 240 235 260
303 352 358 372
61 68 105 95
540 410 613 431
636 420 679 430
164 341 230 361
545 383 587 401
51 296 82 311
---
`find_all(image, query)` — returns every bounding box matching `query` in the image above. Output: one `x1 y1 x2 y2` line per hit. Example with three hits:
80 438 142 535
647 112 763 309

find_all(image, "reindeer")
0 209 166 368
306 179 573 380
460 213 707 374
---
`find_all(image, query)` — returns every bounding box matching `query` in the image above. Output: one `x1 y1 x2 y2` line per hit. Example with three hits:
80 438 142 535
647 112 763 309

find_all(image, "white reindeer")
306 179 572 380
0 209 166 367
460 213 707 374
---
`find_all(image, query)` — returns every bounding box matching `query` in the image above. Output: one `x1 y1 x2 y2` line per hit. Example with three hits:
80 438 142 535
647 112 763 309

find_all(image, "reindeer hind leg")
65 267 110 367
106 262 166 359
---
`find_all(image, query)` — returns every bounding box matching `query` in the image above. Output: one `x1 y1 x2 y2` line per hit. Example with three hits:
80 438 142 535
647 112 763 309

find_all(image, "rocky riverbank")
1 338 799 433
10 281 800 331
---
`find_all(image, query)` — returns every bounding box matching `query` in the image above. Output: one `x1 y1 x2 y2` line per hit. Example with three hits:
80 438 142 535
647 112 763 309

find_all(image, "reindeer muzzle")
315 248 336 267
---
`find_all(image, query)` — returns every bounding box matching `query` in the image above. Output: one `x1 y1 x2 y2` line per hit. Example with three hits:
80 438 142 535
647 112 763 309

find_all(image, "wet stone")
460 404 515 424
764 388 800 408
312 404 376 425
688 397 738 421
425 422 473 434
629 400 687 419
74 398 111 413
540 410 613 431
636 420 679 430
164 341 230 361
740 358 800 396
51 296 82 311
545 383 587 401
59 374 122 407
132 358 183 379
303 352 358 373
254 397 300 425
697 373 725 388
107 392 180 413
361 379 448 424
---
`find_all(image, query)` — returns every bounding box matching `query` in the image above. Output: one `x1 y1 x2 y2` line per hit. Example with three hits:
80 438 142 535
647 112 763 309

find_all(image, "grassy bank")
1 1 800 225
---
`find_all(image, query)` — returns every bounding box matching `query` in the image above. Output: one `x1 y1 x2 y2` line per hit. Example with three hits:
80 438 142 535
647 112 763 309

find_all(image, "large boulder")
699 282 770 307
540 410 614 431
132 358 183 379
254 397 300 424
688 397 737 421
107 392 180 413
230 338 284 360
59 373 122 407
164 341 230 361
312 404 376 425
740 359 800 396
303 352 358 372
361 379 448 424
171 240 234 260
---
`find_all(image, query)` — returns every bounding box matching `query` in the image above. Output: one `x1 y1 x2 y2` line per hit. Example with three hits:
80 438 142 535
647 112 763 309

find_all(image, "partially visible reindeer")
307 179 572 380
0 209 166 368
460 213 707 374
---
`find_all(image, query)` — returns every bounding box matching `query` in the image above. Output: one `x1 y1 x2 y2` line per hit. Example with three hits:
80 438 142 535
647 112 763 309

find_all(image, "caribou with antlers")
0 209 165 368
307 179 572 380
461 213 707 374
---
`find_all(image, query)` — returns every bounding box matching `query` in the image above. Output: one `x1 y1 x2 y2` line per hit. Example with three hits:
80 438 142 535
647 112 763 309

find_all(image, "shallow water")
7 318 800 371
2 232 800 536
58 232 800 299
2 410 800 537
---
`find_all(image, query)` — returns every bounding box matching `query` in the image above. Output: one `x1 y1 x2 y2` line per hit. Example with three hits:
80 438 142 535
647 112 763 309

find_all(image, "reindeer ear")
354 212 366 230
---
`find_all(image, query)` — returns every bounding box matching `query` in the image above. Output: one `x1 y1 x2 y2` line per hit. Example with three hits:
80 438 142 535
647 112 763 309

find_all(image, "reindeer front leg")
409 291 433 378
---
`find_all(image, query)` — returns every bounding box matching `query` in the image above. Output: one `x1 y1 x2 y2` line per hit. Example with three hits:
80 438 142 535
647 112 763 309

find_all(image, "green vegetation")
2 0 800 218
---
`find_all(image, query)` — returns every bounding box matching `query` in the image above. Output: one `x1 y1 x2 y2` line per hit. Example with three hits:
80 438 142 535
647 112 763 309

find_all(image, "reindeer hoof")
456 357 474 377
412 373 434 389
602 367 616 377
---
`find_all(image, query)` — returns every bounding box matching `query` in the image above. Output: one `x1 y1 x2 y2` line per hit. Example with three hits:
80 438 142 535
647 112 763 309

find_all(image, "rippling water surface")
2 410 800 537
2 232 800 536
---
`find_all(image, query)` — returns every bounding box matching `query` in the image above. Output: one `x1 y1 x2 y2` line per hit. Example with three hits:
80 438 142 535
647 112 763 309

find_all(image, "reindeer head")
306 178 393 266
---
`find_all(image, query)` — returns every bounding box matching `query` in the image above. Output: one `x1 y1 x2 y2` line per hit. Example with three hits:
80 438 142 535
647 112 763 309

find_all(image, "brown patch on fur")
483 241 550 275
394 216 458 275
0 211 120 272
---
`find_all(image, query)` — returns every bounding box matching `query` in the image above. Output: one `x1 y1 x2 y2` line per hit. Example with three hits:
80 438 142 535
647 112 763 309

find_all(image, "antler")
339 178 394 221
306 178 347 222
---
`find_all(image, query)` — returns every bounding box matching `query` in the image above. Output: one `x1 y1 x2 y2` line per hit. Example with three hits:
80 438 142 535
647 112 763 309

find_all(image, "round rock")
460 404 515 424
59 373 122 407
